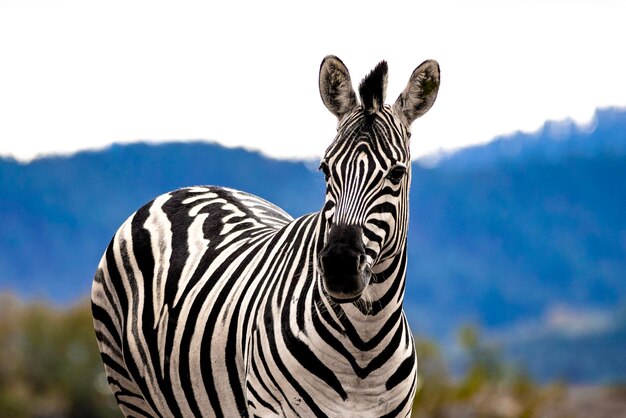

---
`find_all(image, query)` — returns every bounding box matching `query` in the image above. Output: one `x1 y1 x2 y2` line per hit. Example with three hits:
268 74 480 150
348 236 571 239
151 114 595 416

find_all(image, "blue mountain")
1 107 625 382
0 142 325 301
407 108 626 336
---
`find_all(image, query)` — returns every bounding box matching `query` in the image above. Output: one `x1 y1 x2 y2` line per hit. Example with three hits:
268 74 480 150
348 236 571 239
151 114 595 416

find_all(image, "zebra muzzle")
319 224 370 303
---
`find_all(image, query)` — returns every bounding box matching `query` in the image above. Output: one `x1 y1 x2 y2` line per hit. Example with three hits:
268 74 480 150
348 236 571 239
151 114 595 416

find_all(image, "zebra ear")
319 55 358 120
393 60 440 126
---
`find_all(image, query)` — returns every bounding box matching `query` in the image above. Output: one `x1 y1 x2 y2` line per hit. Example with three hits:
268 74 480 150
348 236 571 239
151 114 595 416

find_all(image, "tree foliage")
1 294 619 417
412 326 565 418
0 294 118 418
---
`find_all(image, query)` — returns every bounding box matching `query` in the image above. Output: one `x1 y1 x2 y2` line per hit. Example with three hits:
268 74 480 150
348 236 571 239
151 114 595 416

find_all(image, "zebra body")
92 56 440 417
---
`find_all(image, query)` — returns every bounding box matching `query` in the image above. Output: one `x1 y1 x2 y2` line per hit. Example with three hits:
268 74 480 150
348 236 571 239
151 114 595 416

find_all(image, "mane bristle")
358 60 388 115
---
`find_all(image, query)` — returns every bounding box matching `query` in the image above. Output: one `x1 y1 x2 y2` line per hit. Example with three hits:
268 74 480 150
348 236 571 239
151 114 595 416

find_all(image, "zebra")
91 55 440 417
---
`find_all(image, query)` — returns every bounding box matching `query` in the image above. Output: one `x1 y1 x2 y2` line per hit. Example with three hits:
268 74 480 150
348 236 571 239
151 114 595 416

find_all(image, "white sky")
1 0 625 162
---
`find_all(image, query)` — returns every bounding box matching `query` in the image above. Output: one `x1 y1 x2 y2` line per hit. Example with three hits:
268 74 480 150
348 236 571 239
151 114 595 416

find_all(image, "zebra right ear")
319 55 358 120
393 60 440 126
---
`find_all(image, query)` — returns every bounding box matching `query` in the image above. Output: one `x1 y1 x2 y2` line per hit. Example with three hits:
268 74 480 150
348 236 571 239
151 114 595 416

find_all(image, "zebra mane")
358 61 388 115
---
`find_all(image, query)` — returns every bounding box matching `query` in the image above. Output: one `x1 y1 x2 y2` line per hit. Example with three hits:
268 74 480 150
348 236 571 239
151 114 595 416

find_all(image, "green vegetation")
0 294 118 418
412 326 565 418
1 293 617 418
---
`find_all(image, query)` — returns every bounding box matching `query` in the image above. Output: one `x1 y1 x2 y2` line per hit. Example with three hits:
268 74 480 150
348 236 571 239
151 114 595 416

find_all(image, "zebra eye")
319 161 331 181
387 165 407 185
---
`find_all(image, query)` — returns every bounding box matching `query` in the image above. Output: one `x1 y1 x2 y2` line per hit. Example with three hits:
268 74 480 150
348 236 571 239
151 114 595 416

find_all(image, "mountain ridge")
428 107 626 170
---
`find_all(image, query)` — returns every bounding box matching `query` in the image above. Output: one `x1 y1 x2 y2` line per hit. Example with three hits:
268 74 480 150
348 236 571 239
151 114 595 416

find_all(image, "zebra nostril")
358 254 367 271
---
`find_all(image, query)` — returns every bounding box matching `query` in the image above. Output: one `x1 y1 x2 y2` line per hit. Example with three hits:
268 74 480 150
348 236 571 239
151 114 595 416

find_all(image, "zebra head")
317 56 439 303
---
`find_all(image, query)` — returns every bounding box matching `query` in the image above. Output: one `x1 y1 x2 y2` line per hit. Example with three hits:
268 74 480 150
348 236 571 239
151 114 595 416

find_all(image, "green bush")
0 294 118 418
412 326 565 418
0 294 568 418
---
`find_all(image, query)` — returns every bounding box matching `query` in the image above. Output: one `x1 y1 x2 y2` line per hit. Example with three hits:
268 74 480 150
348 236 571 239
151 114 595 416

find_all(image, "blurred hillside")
0 294 119 418
1 107 625 383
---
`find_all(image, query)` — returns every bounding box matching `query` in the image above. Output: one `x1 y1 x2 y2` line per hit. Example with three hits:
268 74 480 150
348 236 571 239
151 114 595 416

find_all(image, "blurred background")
1 0 625 417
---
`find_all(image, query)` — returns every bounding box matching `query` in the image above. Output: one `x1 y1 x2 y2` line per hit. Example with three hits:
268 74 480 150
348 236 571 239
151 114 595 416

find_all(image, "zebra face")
317 56 439 303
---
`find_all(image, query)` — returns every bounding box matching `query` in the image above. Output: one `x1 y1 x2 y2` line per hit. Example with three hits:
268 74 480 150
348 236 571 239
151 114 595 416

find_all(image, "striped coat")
92 55 440 417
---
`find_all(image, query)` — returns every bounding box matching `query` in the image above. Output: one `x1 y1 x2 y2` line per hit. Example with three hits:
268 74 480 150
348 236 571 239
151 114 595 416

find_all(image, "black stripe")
264 317 328 417
118 237 163 418
380 376 415 418
100 352 131 380
246 381 279 415
385 354 415 390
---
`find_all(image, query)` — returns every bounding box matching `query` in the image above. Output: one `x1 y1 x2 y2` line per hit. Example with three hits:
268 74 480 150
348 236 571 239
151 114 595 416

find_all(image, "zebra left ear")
319 55 358 120
393 60 440 126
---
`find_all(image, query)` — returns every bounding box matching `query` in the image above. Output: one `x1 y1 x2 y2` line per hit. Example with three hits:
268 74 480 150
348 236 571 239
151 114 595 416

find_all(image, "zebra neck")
343 245 407 314
311 250 408 346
